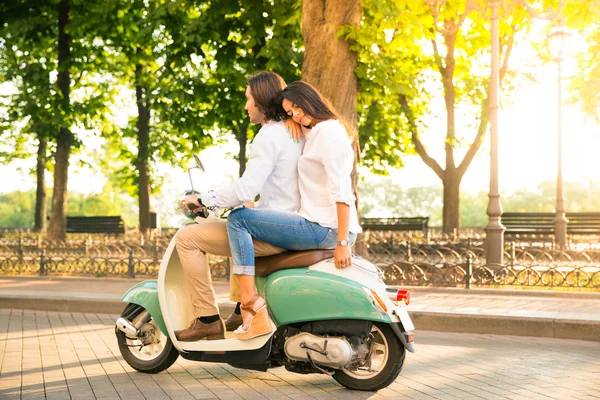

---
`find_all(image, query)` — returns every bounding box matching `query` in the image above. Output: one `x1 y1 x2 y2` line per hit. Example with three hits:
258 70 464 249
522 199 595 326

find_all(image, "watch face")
339 239 348 246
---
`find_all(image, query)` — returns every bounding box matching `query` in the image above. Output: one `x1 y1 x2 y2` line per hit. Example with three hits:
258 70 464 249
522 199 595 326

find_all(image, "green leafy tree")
85 0 216 233
344 0 524 234
0 0 114 239
0 186 137 229
359 178 443 225
0 191 36 228
569 19 600 123
0 0 58 232
174 0 303 177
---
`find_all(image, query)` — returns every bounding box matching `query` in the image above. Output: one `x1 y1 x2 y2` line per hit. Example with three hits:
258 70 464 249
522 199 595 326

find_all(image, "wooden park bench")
66 216 126 234
361 217 429 234
566 212 600 235
502 212 600 236
502 213 554 235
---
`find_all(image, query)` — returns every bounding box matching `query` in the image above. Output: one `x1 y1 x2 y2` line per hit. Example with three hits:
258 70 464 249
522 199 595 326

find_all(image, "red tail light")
396 290 410 306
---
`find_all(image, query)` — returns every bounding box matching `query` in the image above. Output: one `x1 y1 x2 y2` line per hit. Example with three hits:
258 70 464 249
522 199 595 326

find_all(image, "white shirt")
297 120 362 233
201 120 302 213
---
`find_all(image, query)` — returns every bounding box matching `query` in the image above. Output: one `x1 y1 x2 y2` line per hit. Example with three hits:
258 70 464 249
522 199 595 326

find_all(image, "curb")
410 311 600 342
0 296 236 317
392 286 600 299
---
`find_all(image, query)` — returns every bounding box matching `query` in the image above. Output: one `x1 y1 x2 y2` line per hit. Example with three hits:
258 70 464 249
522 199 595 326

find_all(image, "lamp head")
548 20 572 63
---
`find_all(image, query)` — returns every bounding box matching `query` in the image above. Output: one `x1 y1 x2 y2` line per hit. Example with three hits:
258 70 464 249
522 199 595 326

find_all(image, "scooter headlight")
176 190 201 219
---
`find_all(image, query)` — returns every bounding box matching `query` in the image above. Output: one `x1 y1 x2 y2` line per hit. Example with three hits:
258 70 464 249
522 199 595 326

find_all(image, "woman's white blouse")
297 120 362 233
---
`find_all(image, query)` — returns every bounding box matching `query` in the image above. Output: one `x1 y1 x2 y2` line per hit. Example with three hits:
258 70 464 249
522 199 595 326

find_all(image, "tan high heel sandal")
234 294 273 340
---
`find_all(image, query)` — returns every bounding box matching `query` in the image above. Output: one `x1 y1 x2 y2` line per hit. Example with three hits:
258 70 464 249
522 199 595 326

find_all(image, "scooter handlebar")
188 203 209 219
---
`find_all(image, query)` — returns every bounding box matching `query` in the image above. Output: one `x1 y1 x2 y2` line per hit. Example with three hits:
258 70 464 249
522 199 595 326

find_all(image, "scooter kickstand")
306 352 334 376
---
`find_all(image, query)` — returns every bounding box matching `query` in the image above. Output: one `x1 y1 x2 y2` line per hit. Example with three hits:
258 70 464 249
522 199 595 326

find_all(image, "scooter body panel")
157 230 277 353
264 268 392 326
121 280 167 336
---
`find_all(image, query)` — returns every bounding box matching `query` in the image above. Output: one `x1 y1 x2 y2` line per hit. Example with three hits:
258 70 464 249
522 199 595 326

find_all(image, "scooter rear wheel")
333 322 405 391
116 303 179 374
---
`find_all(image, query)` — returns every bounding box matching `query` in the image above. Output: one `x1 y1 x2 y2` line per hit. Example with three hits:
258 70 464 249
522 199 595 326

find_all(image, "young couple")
175 71 361 342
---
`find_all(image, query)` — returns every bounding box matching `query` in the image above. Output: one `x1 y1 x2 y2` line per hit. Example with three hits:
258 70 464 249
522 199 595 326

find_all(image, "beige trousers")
175 220 285 317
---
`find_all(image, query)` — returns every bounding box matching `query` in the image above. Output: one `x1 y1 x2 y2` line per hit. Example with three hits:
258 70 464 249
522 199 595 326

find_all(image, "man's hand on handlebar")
182 195 209 218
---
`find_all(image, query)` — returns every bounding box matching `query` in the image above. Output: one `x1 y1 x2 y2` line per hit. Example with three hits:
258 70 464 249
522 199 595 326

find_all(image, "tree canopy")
0 0 599 233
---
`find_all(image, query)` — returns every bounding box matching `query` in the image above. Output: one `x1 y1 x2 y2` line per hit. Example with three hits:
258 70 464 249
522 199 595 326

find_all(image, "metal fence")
1 230 599 288
0 234 230 280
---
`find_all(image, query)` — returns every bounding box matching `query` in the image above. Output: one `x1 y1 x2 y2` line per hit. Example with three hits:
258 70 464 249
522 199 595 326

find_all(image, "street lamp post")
484 0 505 268
548 20 571 248
424 0 564 259
424 0 505 267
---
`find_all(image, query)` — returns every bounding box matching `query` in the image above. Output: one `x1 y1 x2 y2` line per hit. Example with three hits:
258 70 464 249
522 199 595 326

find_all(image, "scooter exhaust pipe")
116 310 151 337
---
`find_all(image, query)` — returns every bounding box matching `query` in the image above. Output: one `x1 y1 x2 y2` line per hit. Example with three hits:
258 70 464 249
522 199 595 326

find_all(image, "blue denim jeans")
226 208 357 275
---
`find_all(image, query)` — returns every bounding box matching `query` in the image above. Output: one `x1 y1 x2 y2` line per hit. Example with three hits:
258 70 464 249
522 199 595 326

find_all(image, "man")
175 71 302 342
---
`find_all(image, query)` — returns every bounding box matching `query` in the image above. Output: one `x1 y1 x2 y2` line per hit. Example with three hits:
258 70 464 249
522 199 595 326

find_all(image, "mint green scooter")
115 160 415 391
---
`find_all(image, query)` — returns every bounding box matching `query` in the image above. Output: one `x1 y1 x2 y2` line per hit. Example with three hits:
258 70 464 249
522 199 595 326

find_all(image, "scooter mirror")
193 155 205 173
188 155 205 194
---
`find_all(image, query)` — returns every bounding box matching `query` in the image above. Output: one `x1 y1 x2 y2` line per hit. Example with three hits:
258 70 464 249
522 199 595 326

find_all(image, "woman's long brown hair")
281 81 356 139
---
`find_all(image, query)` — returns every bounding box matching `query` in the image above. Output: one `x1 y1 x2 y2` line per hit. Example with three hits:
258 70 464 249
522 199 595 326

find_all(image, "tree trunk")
301 0 364 252
34 136 47 232
301 0 360 126
237 124 248 177
135 64 151 234
442 168 461 234
47 0 71 241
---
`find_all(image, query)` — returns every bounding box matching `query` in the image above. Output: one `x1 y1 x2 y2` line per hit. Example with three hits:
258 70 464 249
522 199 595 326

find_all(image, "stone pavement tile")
217 375 266 399
151 370 195 399
235 378 292 400
264 378 308 397
85 312 168 400
7 309 600 399
396 375 456 398
45 311 95 397
287 394 318 400
198 377 243 400
168 367 217 399
415 373 499 397
44 382 73 400
505 389 558 400
576 395 600 400
433 388 486 399
0 309 22 397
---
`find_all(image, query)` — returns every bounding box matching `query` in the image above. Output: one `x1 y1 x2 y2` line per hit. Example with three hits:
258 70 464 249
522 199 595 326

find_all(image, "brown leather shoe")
175 318 225 342
224 312 243 332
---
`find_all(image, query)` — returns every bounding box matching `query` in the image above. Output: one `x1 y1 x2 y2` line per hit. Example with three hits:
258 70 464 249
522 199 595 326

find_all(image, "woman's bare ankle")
240 296 265 330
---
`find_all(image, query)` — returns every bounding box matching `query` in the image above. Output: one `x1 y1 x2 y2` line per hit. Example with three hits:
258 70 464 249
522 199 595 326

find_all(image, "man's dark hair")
247 71 287 122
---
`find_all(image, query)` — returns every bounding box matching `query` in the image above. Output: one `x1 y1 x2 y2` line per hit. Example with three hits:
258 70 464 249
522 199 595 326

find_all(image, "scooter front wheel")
116 303 179 374
333 322 405 391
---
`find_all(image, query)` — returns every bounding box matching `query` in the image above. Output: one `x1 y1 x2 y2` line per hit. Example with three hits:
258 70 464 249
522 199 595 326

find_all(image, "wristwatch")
337 239 349 247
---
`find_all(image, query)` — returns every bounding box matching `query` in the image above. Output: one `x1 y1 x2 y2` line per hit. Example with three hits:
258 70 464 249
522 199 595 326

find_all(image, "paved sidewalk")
1 309 600 400
1 275 599 341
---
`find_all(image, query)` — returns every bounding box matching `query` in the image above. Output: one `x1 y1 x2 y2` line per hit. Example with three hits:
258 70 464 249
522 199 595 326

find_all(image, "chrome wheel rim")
342 324 389 380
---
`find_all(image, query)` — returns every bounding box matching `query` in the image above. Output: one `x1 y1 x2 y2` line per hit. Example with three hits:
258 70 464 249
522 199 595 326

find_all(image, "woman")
226 81 361 340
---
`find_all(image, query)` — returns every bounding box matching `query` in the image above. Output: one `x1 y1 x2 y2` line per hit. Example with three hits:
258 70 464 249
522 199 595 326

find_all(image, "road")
1 309 599 400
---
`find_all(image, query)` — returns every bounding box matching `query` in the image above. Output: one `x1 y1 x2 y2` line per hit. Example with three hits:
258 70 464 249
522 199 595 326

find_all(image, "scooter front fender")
122 280 167 336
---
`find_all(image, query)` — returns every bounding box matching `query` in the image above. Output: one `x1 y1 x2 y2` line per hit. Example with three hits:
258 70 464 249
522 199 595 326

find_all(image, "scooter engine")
284 332 353 368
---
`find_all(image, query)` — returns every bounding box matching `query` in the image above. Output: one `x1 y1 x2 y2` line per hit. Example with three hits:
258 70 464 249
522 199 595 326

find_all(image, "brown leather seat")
254 249 335 277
